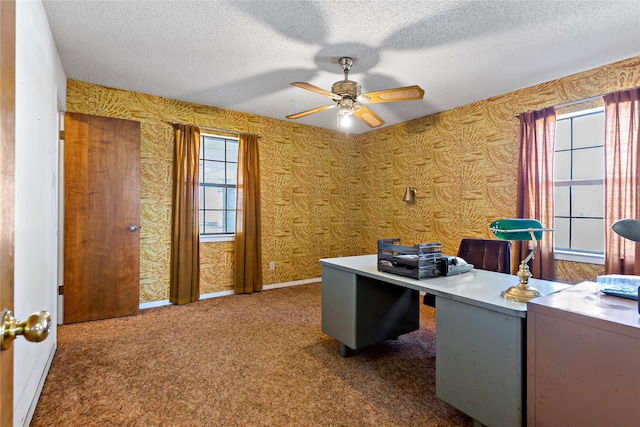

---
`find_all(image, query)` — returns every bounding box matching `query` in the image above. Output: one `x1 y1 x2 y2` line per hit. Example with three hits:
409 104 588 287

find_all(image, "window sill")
554 249 604 265
200 234 234 243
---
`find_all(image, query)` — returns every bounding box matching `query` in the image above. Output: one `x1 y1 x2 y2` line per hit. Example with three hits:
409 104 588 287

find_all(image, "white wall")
14 1 66 426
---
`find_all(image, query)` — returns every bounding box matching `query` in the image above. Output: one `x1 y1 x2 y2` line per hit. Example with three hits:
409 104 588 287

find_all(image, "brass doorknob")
1 309 51 351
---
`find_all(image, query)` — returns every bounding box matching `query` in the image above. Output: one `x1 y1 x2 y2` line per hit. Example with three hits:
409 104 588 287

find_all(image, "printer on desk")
421 256 473 308
438 255 473 276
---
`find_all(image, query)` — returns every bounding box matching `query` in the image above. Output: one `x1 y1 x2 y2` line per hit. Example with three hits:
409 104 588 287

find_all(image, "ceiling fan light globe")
340 114 352 127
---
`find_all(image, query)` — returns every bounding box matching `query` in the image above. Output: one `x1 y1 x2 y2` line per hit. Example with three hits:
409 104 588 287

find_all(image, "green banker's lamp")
489 218 554 302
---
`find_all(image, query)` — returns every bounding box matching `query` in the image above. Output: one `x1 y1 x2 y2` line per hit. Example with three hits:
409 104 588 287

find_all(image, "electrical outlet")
269 261 275 270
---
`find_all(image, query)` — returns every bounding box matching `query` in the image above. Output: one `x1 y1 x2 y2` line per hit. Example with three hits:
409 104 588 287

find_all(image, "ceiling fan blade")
286 104 336 119
360 85 425 104
354 106 385 128
291 82 334 97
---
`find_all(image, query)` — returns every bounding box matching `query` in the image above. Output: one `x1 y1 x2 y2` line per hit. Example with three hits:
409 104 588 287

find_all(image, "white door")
10 1 61 426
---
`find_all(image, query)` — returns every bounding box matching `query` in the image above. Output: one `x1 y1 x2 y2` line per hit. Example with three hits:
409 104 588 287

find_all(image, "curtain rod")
513 94 605 118
513 86 640 117
168 121 262 138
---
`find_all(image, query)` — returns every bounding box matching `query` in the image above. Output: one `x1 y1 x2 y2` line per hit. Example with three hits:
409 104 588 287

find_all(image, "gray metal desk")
320 254 568 427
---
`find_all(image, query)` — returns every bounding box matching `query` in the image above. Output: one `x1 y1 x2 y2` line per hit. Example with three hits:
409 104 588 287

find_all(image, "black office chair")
423 238 512 307
456 238 512 274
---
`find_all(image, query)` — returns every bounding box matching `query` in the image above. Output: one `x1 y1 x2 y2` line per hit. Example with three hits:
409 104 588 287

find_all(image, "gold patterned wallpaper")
66 81 360 302
66 56 639 302
355 56 639 283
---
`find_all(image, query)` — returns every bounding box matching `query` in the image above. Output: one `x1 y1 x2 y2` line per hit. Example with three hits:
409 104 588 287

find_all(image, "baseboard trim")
263 277 321 290
139 277 321 310
22 342 56 427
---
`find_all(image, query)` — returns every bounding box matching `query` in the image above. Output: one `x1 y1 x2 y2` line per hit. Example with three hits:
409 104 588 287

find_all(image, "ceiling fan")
286 57 425 128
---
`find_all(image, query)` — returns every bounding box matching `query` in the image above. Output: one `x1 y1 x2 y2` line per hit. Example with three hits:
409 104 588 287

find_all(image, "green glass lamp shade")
489 218 544 241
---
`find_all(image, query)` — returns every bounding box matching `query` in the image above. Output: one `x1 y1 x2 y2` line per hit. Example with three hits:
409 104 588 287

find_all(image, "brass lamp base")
501 284 542 302
501 261 542 303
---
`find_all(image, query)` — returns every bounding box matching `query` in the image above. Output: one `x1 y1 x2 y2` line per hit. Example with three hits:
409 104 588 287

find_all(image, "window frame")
199 133 238 242
553 107 605 265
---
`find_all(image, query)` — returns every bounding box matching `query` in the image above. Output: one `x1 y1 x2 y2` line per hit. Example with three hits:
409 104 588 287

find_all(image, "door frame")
0 0 16 424
57 112 65 324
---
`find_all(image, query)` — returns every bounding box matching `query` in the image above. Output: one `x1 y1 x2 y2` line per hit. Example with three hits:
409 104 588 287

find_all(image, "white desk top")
320 254 570 317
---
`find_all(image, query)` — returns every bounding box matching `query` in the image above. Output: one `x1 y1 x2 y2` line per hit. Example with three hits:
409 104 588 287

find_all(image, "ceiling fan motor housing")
332 80 361 99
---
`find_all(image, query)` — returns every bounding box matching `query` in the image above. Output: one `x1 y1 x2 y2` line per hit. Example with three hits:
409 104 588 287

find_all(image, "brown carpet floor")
31 283 472 426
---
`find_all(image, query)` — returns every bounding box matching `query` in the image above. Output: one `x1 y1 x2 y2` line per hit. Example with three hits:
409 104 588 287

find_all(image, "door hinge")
58 285 64 295
59 130 65 140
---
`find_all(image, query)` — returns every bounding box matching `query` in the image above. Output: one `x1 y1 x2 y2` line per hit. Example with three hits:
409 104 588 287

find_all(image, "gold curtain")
515 108 556 280
170 124 201 304
604 88 640 275
234 133 263 294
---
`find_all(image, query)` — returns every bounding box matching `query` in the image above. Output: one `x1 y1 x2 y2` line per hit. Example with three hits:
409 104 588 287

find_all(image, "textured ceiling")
41 0 640 134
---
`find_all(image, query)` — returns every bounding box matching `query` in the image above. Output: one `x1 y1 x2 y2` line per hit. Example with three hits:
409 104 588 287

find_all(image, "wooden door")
0 0 16 423
64 112 141 323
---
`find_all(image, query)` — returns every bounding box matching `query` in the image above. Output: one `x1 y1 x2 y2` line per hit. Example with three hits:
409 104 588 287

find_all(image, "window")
554 107 604 261
199 134 238 238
